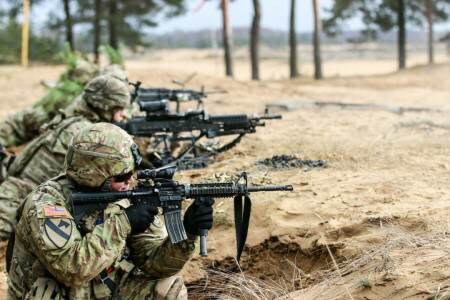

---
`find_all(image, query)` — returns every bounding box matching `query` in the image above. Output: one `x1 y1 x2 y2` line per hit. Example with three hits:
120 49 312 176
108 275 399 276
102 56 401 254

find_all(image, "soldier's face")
110 175 134 191
113 109 126 122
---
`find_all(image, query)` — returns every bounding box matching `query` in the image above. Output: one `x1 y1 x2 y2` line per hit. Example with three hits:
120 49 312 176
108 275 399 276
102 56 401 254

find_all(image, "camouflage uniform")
0 59 98 149
98 64 130 83
0 62 130 149
0 76 130 240
7 123 197 299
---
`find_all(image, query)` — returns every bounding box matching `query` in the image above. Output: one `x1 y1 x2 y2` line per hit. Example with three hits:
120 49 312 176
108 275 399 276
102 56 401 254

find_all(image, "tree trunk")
93 0 101 63
63 0 74 50
221 0 234 77
397 0 406 69
426 0 434 64
312 0 323 79
250 0 260 80
289 0 299 78
109 0 118 49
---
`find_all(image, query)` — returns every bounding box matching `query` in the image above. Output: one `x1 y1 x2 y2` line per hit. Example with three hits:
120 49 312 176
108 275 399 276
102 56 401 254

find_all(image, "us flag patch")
44 206 68 217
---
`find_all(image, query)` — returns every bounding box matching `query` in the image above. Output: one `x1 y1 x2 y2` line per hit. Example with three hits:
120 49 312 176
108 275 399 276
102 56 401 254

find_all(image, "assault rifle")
71 165 293 256
129 80 227 113
114 107 281 168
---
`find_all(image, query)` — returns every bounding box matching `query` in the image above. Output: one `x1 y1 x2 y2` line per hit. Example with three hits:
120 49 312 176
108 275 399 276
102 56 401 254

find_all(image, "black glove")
125 202 159 233
183 197 215 236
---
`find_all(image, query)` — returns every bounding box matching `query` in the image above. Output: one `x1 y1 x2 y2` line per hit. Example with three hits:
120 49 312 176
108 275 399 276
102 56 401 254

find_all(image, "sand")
0 46 449 299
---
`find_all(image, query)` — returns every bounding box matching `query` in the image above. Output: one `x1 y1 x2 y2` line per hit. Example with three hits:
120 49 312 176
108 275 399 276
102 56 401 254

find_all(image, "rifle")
129 80 227 113
71 165 293 256
114 108 282 168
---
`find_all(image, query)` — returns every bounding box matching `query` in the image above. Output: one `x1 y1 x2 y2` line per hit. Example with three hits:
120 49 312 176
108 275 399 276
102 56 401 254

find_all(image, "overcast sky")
151 0 338 33
28 0 449 34
150 0 449 34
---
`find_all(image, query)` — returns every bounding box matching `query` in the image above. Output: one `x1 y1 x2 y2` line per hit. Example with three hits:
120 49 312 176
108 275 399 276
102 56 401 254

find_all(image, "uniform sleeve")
127 216 198 278
23 185 132 287
0 107 49 148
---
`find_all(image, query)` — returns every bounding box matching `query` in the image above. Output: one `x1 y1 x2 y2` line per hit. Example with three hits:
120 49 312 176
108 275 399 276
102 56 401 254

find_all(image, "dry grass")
188 215 450 299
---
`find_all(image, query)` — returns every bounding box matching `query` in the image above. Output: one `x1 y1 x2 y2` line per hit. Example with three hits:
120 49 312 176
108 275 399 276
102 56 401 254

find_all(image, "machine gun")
71 165 293 256
129 80 226 113
114 108 282 168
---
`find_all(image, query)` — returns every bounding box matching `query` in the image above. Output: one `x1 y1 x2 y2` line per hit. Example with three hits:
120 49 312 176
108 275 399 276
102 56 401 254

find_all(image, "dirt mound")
186 235 344 299
187 216 449 299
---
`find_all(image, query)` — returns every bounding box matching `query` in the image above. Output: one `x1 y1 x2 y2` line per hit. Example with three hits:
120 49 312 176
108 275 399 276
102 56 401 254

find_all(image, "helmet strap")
101 178 113 191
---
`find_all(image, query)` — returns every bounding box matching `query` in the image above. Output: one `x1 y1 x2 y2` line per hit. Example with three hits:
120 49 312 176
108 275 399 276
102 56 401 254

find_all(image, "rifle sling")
233 195 251 267
100 269 122 300
212 195 251 300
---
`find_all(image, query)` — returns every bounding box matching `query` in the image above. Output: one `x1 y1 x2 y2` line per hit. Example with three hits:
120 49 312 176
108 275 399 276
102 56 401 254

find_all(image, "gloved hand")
125 202 159 233
183 197 215 236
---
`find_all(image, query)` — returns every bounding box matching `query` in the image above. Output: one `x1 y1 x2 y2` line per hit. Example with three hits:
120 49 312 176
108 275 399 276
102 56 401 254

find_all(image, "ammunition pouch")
33 277 64 300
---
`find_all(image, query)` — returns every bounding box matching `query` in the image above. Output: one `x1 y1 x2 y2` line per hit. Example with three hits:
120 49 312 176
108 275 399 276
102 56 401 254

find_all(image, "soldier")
0 58 98 150
0 61 129 151
6 122 213 299
0 75 130 240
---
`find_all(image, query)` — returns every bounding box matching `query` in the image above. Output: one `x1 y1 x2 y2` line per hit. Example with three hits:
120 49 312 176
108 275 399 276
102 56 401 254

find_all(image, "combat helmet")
65 122 142 189
98 64 129 83
68 59 98 84
83 75 131 121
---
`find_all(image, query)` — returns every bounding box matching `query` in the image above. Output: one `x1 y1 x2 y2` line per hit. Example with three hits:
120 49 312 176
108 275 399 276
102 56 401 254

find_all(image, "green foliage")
0 20 62 64
32 43 85 112
98 44 124 67
324 0 450 40
60 43 78 71
72 0 187 50
108 0 186 49
33 80 83 113
359 277 372 288
57 42 79 82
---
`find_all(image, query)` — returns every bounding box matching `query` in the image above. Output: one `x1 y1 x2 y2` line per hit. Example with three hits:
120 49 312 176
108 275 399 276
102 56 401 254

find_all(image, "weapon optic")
71 165 293 257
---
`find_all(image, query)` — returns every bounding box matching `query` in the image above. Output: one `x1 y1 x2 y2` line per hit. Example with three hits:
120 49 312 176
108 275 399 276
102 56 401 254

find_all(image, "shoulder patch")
44 218 73 249
44 206 68 217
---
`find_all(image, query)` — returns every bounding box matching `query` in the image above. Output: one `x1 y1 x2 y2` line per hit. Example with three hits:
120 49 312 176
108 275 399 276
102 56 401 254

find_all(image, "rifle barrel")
204 90 227 94
247 185 293 192
256 114 282 120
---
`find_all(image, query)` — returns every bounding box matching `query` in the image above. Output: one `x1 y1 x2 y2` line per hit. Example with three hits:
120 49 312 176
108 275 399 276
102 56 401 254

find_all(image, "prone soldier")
0 75 130 240
6 122 212 299
0 59 98 150
0 60 128 150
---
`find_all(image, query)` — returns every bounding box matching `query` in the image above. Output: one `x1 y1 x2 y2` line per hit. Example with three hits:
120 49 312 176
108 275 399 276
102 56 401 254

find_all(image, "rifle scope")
137 166 177 180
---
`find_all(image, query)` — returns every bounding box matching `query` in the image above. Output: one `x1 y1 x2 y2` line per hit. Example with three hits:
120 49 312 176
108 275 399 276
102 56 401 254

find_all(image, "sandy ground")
0 46 449 299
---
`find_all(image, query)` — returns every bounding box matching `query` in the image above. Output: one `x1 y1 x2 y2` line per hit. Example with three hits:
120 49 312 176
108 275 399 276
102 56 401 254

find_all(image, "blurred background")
1 0 449 80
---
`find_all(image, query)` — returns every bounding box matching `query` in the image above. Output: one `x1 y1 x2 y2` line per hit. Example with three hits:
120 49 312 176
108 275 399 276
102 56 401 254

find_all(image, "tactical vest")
8 114 88 186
